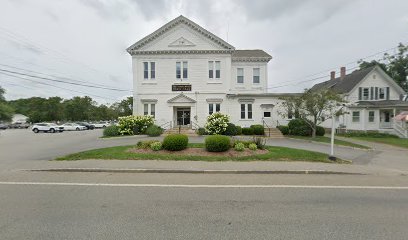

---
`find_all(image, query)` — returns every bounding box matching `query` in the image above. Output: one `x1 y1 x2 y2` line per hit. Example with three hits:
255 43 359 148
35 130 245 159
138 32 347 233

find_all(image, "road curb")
25 168 366 175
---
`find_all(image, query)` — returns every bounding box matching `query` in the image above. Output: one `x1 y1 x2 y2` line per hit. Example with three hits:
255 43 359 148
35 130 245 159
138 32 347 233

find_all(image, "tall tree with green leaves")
359 43 408 91
280 89 344 138
0 86 14 122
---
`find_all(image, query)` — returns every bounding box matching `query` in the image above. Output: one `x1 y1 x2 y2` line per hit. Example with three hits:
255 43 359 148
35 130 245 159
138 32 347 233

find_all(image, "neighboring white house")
11 114 28 123
127 15 292 129
314 66 408 137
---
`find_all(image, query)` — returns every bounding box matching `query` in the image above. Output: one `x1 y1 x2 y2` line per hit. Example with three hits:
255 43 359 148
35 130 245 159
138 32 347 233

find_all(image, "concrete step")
264 128 284 138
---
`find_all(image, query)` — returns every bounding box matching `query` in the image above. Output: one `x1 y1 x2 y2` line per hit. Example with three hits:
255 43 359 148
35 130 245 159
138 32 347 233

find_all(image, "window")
143 62 149 79
368 111 375 122
208 61 221 79
215 61 220 78
237 68 244 83
263 112 271 118
363 88 369 100
150 62 155 79
143 104 148 115
208 103 220 115
288 108 293 119
253 68 260 84
176 62 181 79
379 88 385 99
241 104 245 119
182 61 188 78
240 103 252 119
352 111 360 122
143 62 155 79
143 103 156 118
208 61 213 78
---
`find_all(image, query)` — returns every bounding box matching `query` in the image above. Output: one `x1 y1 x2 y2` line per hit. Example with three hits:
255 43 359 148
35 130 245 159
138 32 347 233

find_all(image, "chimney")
340 67 346 79
330 71 336 80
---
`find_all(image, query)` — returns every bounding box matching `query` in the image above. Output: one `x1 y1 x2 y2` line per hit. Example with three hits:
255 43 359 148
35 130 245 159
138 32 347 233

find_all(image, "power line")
0 68 131 92
0 72 119 101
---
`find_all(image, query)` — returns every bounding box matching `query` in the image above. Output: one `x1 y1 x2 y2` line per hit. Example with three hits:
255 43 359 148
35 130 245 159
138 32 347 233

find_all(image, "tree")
110 96 133 117
63 96 94 121
0 86 14 122
359 43 408 91
279 89 344 138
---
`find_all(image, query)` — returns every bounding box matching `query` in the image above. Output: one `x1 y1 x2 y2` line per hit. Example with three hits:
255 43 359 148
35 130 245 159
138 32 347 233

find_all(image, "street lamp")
328 103 349 161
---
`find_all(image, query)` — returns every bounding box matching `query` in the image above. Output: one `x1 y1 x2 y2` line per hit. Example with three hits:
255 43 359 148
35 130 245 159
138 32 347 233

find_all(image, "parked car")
93 121 110 128
32 123 64 133
76 122 95 130
9 122 30 129
0 123 8 130
60 123 87 131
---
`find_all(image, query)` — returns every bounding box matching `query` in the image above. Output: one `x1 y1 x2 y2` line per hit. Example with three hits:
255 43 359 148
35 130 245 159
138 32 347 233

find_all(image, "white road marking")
0 181 407 189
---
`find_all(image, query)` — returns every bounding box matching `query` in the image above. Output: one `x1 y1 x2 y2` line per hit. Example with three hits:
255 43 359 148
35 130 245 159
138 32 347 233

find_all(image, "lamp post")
328 111 336 161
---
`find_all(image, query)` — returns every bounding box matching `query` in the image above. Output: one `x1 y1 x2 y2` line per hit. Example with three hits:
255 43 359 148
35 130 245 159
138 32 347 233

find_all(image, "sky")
0 0 407 105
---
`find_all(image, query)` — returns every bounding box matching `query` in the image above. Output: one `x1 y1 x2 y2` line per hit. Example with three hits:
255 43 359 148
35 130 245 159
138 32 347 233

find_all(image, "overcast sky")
0 0 407 104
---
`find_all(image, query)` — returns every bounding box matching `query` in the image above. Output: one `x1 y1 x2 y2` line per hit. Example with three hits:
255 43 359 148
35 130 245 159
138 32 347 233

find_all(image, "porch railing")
393 121 408 138
159 121 172 130
262 119 271 137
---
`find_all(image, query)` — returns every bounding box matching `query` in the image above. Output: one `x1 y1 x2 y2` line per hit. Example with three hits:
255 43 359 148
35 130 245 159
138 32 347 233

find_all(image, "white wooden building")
127 15 291 129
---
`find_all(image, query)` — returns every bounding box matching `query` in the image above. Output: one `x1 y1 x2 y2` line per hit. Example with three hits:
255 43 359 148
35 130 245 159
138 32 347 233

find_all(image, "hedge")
162 134 189 151
205 135 231 152
250 124 265 135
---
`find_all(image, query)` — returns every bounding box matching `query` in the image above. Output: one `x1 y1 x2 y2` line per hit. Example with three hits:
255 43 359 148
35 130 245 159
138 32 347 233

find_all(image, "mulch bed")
127 147 268 157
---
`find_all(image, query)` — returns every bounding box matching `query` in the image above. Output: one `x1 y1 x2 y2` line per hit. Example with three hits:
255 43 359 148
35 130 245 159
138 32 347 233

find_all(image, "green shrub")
288 119 311 136
205 112 230 135
316 126 325 136
162 134 189 151
137 140 159 149
242 127 254 135
103 125 119 137
234 142 245 151
205 135 231 152
232 140 252 148
196 128 207 135
250 124 265 135
277 125 289 135
118 115 154 135
235 126 242 135
145 125 163 137
252 136 266 150
150 141 162 151
224 123 238 136
248 143 258 151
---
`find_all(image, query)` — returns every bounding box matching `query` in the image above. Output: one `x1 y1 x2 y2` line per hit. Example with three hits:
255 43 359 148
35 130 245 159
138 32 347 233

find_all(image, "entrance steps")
163 127 198 136
264 128 284 138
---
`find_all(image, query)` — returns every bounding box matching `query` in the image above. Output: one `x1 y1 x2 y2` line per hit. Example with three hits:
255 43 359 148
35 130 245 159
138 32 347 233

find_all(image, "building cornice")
130 49 234 56
232 57 272 63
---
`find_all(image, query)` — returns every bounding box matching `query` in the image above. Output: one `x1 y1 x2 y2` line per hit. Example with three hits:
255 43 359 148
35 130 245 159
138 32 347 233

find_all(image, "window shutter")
386 87 390 100
370 87 373 100
358 87 362 100
375 87 378 100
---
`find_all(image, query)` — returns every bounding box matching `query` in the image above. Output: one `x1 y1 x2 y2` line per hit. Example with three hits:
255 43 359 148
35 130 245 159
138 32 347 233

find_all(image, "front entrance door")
380 110 392 128
176 108 191 126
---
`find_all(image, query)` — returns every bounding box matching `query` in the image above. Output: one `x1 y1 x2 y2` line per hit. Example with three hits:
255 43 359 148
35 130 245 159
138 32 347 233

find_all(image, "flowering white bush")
205 112 230 135
118 115 154 135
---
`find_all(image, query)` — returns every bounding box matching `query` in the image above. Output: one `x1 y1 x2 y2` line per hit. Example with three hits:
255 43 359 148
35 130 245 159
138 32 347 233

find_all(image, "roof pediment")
167 93 196 103
127 15 235 54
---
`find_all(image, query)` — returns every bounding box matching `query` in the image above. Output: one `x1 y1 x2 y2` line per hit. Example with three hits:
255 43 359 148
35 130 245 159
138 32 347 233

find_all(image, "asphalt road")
1 129 408 239
0 183 407 240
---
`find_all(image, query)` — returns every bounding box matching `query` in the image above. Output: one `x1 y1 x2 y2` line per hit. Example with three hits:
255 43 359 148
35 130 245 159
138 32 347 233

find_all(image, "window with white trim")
176 61 188 79
143 62 155 79
237 68 244 83
143 103 156 118
368 111 375 122
352 111 360 122
240 103 253 119
363 88 369 100
379 88 385 99
208 103 220 115
208 61 221 79
253 68 260 84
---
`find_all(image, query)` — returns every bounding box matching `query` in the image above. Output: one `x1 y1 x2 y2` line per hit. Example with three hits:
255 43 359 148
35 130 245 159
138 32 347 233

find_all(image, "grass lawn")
288 136 371 149
56 143 346 163
351 137 408 149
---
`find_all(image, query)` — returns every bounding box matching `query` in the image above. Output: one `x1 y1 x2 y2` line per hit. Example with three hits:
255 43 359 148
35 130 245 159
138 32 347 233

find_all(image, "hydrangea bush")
118 115 154 135
205 112 230 135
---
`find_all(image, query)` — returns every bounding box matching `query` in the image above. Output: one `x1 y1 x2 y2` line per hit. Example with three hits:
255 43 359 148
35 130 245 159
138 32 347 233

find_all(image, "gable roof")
232 50 272 62
127 15 235 54
167 93 196 103
311 66 376 93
